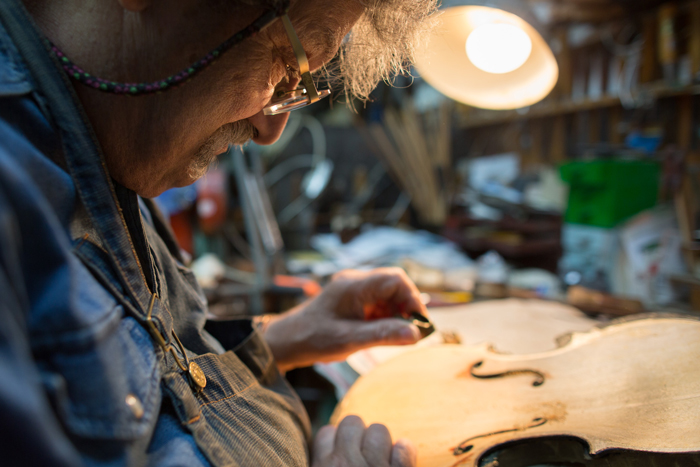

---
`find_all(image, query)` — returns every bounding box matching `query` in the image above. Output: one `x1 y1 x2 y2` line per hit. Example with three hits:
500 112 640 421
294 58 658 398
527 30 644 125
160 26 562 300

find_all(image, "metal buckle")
145 294 206 390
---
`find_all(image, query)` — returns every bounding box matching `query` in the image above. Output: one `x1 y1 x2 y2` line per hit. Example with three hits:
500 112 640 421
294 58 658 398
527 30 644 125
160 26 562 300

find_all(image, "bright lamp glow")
466 23 533 74
414 5 559 109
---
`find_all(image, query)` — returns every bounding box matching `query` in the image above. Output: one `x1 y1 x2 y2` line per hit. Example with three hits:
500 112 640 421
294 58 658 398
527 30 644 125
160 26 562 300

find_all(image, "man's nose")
247 75 301 145
248 110 291 145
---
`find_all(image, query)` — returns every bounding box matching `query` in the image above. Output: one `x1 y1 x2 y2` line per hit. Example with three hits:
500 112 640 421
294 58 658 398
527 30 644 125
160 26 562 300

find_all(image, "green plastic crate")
559 160 660 228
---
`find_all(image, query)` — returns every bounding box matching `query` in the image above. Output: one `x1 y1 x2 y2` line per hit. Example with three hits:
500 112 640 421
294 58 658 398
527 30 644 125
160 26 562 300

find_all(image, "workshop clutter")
560 208 686 307
557 158 683 307
362 102 452 227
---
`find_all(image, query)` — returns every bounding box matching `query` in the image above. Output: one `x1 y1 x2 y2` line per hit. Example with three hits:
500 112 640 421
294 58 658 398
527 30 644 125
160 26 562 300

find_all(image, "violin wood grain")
347 299 599 376
332 316 700 466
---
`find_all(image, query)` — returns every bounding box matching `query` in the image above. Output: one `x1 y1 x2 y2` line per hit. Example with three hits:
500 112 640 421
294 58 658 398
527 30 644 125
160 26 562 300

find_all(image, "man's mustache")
187 119 258 180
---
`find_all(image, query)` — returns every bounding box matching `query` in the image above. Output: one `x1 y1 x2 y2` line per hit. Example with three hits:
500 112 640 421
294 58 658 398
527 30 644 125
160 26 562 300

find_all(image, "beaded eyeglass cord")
50 2 288 96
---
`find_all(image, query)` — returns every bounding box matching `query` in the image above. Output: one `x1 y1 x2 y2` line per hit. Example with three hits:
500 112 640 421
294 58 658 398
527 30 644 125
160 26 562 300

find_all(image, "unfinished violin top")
332 316 700 466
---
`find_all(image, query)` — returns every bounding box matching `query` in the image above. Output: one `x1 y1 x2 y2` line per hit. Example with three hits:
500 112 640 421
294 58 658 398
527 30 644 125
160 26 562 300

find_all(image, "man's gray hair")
334 0 438 104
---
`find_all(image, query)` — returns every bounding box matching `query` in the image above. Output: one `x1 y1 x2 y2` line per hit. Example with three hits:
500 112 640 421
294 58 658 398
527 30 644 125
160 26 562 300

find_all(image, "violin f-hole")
470 360 546 387
453 417 548 456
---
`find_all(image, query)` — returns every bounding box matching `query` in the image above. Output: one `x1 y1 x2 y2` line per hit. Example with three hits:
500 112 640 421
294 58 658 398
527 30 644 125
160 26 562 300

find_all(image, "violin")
332 315 700 466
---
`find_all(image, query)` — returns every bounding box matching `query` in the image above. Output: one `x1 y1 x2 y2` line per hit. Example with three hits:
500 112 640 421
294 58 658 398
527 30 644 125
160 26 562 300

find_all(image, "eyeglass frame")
262 14 331 116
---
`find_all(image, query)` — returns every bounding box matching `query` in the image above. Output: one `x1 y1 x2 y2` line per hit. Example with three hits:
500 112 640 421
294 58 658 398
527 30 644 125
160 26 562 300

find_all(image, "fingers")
330 267 427 321
361 424 393 466
391 439 418 467
357 268 427 319
312 416 415 467
335 415 366 457
347 319 421 348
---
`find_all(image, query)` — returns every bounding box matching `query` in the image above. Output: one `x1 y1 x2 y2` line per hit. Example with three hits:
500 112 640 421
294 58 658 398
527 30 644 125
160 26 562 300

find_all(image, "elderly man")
0 0 435 465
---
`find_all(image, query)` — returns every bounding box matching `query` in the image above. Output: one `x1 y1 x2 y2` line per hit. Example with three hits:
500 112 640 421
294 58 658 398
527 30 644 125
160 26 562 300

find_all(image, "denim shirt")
0 2 310 466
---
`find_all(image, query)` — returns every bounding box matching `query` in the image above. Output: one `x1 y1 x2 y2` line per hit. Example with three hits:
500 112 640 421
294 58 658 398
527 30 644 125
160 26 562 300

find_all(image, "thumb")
351 319 421 347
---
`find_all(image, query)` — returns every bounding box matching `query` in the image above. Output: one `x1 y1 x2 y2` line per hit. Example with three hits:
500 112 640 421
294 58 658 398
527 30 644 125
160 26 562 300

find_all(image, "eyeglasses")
262 14 331 116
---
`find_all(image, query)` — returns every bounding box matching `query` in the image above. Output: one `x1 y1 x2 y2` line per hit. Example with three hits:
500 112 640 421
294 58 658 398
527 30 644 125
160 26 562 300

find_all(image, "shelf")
457 83 700 129
445 214 562 235
443 228 561 258
670 274 700 287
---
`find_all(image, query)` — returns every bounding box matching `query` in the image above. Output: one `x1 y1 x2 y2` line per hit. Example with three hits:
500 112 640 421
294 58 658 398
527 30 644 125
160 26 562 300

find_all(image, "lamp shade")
414 4 559 110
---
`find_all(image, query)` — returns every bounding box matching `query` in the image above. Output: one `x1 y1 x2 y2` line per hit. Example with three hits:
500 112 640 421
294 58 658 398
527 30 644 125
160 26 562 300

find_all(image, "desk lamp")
414 0 559 110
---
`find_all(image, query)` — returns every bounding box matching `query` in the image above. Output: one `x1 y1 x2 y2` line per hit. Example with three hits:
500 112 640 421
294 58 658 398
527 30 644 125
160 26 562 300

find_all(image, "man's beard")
187 119 258 181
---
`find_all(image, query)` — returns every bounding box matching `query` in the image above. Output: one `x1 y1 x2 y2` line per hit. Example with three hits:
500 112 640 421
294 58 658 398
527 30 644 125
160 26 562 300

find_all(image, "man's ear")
117 0 152 12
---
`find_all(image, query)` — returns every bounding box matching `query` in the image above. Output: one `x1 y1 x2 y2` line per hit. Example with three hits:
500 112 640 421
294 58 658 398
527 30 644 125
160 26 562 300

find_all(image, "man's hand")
263 267 428 372
313 416 417 467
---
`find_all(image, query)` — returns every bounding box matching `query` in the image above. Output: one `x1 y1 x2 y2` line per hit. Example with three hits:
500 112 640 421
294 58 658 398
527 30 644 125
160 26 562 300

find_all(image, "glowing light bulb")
466 23 532 74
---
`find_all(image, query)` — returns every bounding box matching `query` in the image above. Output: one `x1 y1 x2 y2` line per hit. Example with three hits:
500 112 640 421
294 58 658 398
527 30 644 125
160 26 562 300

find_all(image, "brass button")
189 361 207 390
125 394 144 419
